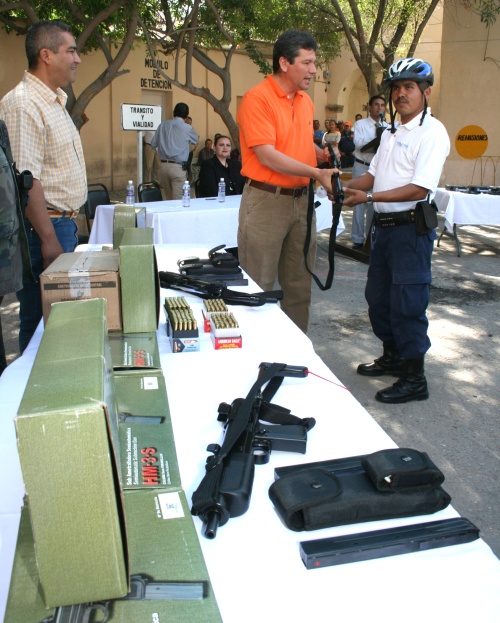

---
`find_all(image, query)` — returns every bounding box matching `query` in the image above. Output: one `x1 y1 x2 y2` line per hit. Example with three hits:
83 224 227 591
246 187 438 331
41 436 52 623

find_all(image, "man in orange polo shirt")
237 30 336 333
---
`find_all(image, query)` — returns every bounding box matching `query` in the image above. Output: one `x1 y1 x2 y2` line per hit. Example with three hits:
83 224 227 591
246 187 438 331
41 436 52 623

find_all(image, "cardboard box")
5 493 222 623
15 299 128 608
165 316 200 352
114 369 181 490
202 300 229 333
40 250 122 330
113 489 222 622
164 297 200 353
113 204 147 248
109 331 161 370
119 228 160 333
211 335 243 349
209 312 242 350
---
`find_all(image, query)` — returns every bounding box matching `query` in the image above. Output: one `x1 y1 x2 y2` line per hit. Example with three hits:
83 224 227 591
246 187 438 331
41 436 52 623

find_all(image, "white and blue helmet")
385 58 434 87
385 58 434 130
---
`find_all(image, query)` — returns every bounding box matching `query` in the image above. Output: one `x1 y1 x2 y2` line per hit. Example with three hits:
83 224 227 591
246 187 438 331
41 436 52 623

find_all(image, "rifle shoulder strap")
191 363 287 517
303 178 340 291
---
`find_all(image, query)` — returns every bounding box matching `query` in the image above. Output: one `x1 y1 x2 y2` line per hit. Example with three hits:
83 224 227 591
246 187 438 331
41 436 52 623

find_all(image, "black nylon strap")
259 401 316 431
303 162 343 291
191 363 287 517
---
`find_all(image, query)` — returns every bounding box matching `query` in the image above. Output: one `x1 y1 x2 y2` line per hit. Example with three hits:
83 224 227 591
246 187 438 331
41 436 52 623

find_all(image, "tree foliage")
294 0 441 95
138 0 447 144
0 0 148 129
139 0 343 148
463 0 500 25
1 0 497 136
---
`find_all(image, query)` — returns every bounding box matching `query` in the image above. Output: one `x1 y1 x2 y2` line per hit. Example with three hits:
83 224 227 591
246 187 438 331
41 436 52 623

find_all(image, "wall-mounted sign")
455 125 488 159
141 57 172 90
121 104 162 131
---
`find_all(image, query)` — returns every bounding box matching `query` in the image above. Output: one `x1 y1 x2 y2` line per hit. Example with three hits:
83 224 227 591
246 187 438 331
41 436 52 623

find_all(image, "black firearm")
159 270 282 306
360 112 387 154
191 362 316 539
40 575 206 622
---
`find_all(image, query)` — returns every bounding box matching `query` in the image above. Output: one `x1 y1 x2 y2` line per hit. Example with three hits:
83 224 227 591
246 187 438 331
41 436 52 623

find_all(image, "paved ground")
1 209 499 558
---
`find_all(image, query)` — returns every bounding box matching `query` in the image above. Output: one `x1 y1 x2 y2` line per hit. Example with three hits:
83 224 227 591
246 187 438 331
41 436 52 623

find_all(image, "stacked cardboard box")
113 204 146 248
114 368 181 490
40 249 121 329
7 298 221 621
119 228 159 333
109 331 161 370
14 298 128 607
6 496 221 623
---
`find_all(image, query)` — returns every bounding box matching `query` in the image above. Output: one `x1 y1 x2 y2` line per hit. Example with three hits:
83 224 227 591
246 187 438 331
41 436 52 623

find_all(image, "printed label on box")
143 376 159 390
157 492 185 520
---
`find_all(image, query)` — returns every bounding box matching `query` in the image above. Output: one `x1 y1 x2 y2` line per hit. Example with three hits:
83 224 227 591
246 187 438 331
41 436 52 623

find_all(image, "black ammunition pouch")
415 199 438 234
269 448 450 532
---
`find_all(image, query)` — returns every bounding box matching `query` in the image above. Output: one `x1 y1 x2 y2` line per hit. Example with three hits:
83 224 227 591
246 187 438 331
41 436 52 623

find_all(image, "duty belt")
373 209 416 227
247 179 308 198
355 157 371 166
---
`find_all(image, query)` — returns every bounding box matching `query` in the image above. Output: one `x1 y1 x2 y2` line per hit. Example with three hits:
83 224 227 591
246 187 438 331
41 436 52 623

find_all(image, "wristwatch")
366 191 373 204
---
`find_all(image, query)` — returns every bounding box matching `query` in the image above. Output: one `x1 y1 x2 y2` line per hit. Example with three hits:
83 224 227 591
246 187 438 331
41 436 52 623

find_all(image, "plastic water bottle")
126 180 135 204
218 178 226 203
182 180 190 207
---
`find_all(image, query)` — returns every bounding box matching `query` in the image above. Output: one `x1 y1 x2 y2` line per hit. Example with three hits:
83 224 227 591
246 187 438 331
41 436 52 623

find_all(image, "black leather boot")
357 341 405 377
375 357 429 403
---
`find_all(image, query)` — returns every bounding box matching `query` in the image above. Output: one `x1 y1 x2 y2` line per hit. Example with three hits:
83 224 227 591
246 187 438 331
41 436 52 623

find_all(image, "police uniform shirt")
368 109 450 214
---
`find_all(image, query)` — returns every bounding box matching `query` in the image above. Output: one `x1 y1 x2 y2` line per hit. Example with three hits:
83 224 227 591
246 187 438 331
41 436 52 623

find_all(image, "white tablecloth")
434 188 500 231
1 244 500 622
88 194 344 246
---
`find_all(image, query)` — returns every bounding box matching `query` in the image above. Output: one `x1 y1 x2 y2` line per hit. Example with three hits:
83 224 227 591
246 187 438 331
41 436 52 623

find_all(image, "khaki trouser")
237 183 316 333
158 162 187 200
143 143 160 184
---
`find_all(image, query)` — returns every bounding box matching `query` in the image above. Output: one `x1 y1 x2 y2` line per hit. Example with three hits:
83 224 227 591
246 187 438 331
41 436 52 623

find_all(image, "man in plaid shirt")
0 20 87 352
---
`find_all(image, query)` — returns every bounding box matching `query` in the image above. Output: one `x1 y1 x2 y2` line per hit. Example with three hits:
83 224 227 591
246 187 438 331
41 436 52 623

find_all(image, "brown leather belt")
47 210 78 219
373 209 416 227
247 179 308 198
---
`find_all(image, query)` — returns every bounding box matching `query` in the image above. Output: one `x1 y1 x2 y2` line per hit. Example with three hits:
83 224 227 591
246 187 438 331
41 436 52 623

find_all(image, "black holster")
178 244 241 277
268 448 451 532
415 199 438 234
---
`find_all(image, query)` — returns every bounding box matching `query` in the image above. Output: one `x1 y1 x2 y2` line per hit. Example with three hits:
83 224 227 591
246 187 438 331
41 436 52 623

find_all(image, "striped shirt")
0 71 87 213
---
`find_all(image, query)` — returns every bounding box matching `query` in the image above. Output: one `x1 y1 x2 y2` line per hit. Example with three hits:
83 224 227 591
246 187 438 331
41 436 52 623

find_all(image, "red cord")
307 370 350 391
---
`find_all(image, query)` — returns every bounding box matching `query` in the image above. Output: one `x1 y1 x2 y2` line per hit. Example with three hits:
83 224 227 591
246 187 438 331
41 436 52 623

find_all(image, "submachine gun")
159 270 282 307
191 362 316 539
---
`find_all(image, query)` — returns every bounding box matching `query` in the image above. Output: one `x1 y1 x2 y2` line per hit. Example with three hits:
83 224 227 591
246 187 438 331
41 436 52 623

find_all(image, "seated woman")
323 120 341 162
198 135 245 198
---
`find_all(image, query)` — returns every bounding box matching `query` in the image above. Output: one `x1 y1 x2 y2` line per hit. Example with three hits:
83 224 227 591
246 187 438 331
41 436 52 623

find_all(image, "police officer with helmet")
341 58 450 404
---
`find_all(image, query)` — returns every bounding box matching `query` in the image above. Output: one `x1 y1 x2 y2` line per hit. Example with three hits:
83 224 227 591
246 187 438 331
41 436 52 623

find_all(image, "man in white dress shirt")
351 95 389 248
